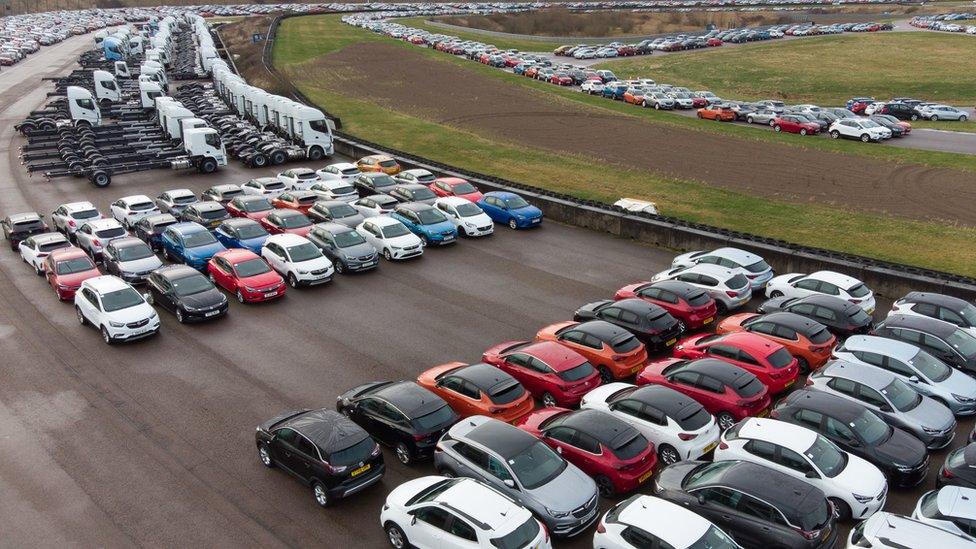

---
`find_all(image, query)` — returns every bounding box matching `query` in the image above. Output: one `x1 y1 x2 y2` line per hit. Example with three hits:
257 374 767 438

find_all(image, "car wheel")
236 290 245 303
383 248 393 261
931 115 939 121
335 261 345 274
385 523 408 549
595 475 615 497
830 130 840 139
287 273 299 288
714 300 728 315
860 133 870 143
508 218 518 230
76 306 87 326
747 116 754 124
420 235 429 247
769 290 783 298
541 392 558 408
829 498 851 521
773 125 782 132
800 128 807 136
176 309 185 324
961 115 968 122
658 444 681 466
34 262 43 276
101 326 113 345
911 114 919 121
654 103 661 110
258 444 274 467
717 412 736 431
395 443 412 465
641 100 648 108
146 293 154 305
312 481 330 508
208 272 216 283
796 357 810 374
163 248 172 261
598 366 613 384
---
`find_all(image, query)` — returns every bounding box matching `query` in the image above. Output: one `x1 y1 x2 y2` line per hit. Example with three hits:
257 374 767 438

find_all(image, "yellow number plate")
703 317 714 325
757 408 769 418
702 441 718 454
351 463 371 477
639 470 653 484
666 338 677 346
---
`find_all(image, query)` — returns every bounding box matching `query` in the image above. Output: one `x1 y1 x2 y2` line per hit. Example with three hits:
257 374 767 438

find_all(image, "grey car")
834 335 976 416
307 200 366 229
307 223 378 274
746 108 778 126
389 184 438 205
808 360 956 449
101 237 163 285
434 415 599 538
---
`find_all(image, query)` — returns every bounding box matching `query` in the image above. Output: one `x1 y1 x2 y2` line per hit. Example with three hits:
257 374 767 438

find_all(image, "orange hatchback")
716 311 837 373
536 320 648 383
623 88 645 105
356 154 401 175
417 361 535 423
697 105 735 121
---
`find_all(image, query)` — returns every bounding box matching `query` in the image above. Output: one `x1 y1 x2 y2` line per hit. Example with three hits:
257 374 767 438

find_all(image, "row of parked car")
910 14 976 35
848 96 971 122
0 8 128 66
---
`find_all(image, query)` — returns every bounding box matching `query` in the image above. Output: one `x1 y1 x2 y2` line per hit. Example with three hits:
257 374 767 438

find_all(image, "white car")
315 162 360 184
356 216 424 261
380 476 551 549
829 118 891 142
277 167 320 190
260 233 333 288
651 263 752 313
913 486 976 541
581 79 604 94
309 180 359 204
75 218 128 259
110 194 160 228
849 512 975 548
863 102 887 116
593 495 740 549
51 201 102 237
394 168 436 186
155 189 198 215
793 104 823 114
765 270 876 314
671 247 774 289
715 417 887 520
433 197 493 237
352 194 399 218
74 275 160 345
889 292 976 338
241 176 288 197
19 232 71 274
580 383 720 465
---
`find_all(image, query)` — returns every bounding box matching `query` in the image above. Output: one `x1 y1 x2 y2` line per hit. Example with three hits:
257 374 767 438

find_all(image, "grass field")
598 33 976 106
262 15 976 277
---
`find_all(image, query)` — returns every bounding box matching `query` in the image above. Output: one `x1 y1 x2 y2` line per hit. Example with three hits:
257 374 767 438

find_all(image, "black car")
938 443 976 489
574 298 683 351
654 460 838 549
353 173 397 197
102 237 160 284
255 408 385 507
307 223 378 273
180 201 229 230
758 294 873 338
892 291 976 334
336 380 458 465
146 264 228 323
200 184 243 205
870 115 906 137
872 314 976 375
133 213 178 251
2 212 48 251
773 388 929 487
389 184 438 205
883 102 923 121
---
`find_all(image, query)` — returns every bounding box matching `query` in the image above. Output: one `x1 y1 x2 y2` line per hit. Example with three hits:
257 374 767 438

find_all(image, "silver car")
101 237 162 285
746 109 779 126
651 263 752 313
808 360 956 449
307 200 365 229
307 223 378 274
833 335 976 416
434 416 599 538
76 218 128 259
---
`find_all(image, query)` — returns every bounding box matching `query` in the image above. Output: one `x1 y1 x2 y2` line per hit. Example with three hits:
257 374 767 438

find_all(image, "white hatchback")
594 495 740 549
434 197 493 237
765 270 876 314
316 162 360 184
261 233 333 288
110 195 160 228
356 216 424 261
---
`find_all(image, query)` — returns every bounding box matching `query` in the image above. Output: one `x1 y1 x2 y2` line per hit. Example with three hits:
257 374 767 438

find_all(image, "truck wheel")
75 120 92 128
270 150 287 165
18 122 36 135
307 146 324 161
90 171 111 188
250 153 268 168
198 158 218 174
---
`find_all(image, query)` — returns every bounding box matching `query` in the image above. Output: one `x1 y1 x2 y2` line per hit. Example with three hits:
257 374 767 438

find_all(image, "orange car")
356 154 401 175
623 88 646 105
716 312 836 373
697 105 735 121
535 320 648 383
270 190 318 214
417 361 535 423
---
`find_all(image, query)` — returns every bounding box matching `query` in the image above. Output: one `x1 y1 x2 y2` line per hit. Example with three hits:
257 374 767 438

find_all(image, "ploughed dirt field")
301 41 976 226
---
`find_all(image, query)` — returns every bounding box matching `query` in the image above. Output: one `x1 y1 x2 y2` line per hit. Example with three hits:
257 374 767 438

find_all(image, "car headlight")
852 493 874 504
895 463 916 473
922 426 944 435
109 321 125 328
952 393 976 403
464 222 476 228
244 286 259 292
297 269 310 275
545 506 570 519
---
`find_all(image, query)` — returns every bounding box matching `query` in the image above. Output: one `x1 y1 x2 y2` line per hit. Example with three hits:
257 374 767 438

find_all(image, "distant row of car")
911 14 976 34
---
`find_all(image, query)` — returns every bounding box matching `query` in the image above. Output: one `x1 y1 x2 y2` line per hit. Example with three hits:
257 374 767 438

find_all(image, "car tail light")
805 377 815 386
540 521 549 541
323 461 348 474
678 433 698 441
413 433 427 441
769 409 780 419
68 219 76 227
942 467 954 479
849 299 862 304
611 354 625 361
795 527 822 541
726 290 739 298
92 239 101 246
746 274 758 279
718 442 728 450
596 521 606 534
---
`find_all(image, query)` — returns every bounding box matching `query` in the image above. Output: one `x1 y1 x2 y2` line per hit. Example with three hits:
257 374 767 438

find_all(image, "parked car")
75 218 128 260
917 104 969 121
180 201 229 231
261 233 333 288
154 189 197 216
160 222 226 270
939 443 976 489
200 184 243 205
356 154 401 175
671 247 773 290
672 332 800 394
772 114 820 135
276 167 320 190
849 511 975 549
890 292 976 338
356 216 424 261
213 218 269 255
351 194 399 218
101 237 161 284
390 203 458 246
758 294 874 339
417 361 535 423
50 202 98 240
697 105 735 121
44 247 100 300
309 180 359 204
354 172 398 196
226 196 274 221
872 314 976 375
717 312 835 373
613 280 717 331
132 213 178 251
307 200 365 229
110 194 160 228
207 248 284 303
315 162 360 184
428 177 483 202
241 176 288 197
477 191 543 229
765 270 876 314
259 209 313 237
271 190 319 215
593 495 740 549
481 340 601 408
913 486 976 540
18 232 70 274
307 222 379 274
74 275 160 344
146 264 228 322
433 197 493 237
536 320 648 383
828 118 891 142
389 183 438 205
574 298 684 351
651 264 752 313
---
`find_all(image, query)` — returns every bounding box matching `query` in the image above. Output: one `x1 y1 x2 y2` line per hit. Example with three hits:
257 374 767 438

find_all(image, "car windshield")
101 287 144 312
172 274 213 297
416 209 447 224
235 224 268 240
850 408 892 445
242 198 272 213
184 231 217 248
910 349 952 382
883 379 921 412
947 329 976 358
683 460 737 489
56 256 94 274
454 203 483 217
848 284 871 298
286 243 321 262
688 525 739 549
453 182 478 194
558 362 595 382
117 243 154 261
200 209 227 220
412 404 455 432
328 204 359 218
235 258 271 277
805 436 847 478
95 227 126 239
73 208 99 219
334 231 366 248
767 348 794 369
735 376 764 398
329 436 374 467
509 441 567 490
955 303 976 326
808 327 832 344
381 223 410 238
504 196 530 209
490 517 540 549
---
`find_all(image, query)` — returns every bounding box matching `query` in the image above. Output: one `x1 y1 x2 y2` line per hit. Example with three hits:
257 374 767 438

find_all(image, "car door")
263 243 286 274
501 353 542 394
214 225 234 248
690 487 763 548
269 427 303 475
78 286 100 323
611 399 665 444
211 256 234 292
437 376 480 417
544 425 593 471
792 277 820 298
350 398 386 441
371 400 408 446
408 506 453 549
147 275 171 312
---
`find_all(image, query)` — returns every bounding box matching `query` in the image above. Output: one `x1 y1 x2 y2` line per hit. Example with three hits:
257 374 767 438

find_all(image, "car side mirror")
879 404 892 413
908 375 919 384
142 293 151 302
410 515 417 526
697 494 706 505
805 470 819 479
555 446 562 454
503 479 516 489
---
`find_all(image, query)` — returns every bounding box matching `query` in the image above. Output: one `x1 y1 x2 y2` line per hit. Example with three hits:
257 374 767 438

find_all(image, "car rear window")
848 284 870 298
243 198 273 212
612 433 647 461
296 172 318 180
280 214 311 229
95 227 126 239
412 404 456 432
767 348 793 369
297 196 317 205
378 160 398 168
129 201 155 211
558 362 595 382
848 308 871 324
735 376 764 398
743 260 769 273
686 292 711 307
611 335 641 353
328 437 374 467
173 196 196 205
491 517 540 549
200 209 228 220
489 381 525 405
727 274 749 289
676 404 711 431
807 328 832 344
331 185 355 195
265 181 286 190
38 241 69 253
73 208 100 219
798 496 832 532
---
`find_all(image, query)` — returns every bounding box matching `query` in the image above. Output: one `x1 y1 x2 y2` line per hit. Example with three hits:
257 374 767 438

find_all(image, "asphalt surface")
1 30 974 549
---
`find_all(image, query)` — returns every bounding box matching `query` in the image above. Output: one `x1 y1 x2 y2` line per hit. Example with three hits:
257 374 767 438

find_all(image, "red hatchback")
614 280 717 330
271 191 319 215
515 407 656 496
672 332 800 394
428 177 483 202
259 209 313 237
772 115 819 135
482 340 602 408
207 249 285 303
44 247 100 300
226 196 274 221
637 358 771 430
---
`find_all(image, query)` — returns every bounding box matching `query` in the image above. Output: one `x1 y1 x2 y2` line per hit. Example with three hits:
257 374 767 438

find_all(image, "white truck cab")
92 70 121 103
66 86 101 126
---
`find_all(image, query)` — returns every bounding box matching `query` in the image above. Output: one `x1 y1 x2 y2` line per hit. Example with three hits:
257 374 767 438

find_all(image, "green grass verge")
597 33 976 106
397 16 560 52
272 15 976 277
911 119 976 133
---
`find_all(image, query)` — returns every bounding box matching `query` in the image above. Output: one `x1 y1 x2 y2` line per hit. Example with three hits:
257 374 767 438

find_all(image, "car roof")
402 168 432 175
222 217 260 229
109 236 146 248
484 191 519 199
49 247 88 260
759 312 826 336
880 314 957 337
209 184 241 192
163 188 195 196
266 233 307 246
739 417 816 448
314 222 354 235
680 263 738 279
782 388 869 422
194 200 226 211
698 460 826 515
862 512 974 547
936 486 976 520
143 213 177 225
437 196 475 207
371 381 446 419
326 162 357 170
83 274 131 293
396 201 434 212
809 270 862 290
842 335 919 361
249 177 279 185
792 293 857 311
281 409 369 454
627 384 707 418
648 279 702 298
821 360 894 389
219 248 258 262
555 409 640 449
902 291 969 310
616 496 710 547
85 218 123 229
574 320 634 344
679 358 755 385
465 417 537 459
119 194 153 203
451 362 517 392
371 215 402 227
713 332 781 354
32 232 68 244
432 478 529 532
62 201 96 211
155 264 201 280
170 222 207 234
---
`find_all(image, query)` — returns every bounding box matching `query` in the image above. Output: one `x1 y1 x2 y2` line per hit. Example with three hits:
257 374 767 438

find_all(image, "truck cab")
92 70 121 103
287 104 335 160
138 80 163 110
67 86 101 127
183 128 227 173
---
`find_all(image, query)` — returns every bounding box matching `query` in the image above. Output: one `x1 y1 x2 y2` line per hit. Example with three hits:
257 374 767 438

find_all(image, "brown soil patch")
300 41 976 226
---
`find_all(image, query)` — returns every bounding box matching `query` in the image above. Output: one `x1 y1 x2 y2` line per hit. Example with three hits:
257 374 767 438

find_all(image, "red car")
614 280 717 331
549 72 574 86
481 340 602 408
207 249 284 303
226 196 274 220
691 97 708 108
672 332 799 394
536 321 648 383
516 408 656 496
271 191 319 215
772 115 819 135
259 209 313 237
428 177 483 202
44 247 100 300
706 38 723 47
636 358 771 430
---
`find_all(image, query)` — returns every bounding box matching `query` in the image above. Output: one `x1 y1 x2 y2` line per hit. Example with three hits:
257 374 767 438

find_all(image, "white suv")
261 233 334 288
380 476 551 549
51 201 102 237
594 495 740 549
74 275 160 344
829 118 891 142
849 512 974 548
110 194 160 228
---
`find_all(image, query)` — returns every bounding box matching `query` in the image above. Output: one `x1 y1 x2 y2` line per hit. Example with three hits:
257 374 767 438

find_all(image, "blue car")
160 222 226 270
602 83 628 100
390 203 457 246
214 218 269 254
477 191 543 230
